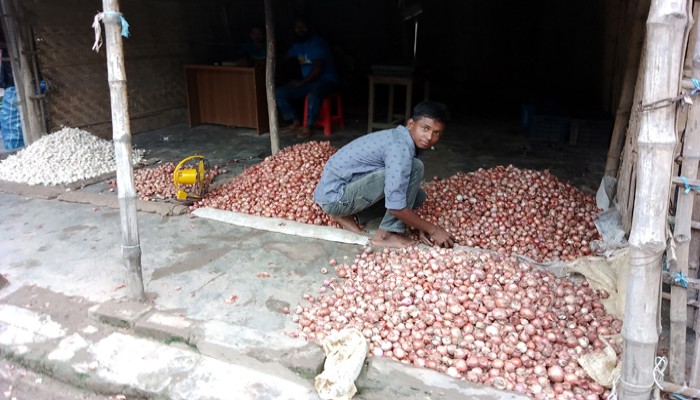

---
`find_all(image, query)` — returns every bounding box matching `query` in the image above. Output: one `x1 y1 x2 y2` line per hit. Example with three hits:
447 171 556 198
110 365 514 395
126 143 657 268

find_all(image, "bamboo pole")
605 0 651 180
100 0 145 301
0 0 44 145
264 0 280 155
619 0 689 398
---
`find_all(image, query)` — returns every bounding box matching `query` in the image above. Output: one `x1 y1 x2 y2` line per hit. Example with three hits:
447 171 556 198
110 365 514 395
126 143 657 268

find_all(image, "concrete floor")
3 115 611 336
0 116 617 399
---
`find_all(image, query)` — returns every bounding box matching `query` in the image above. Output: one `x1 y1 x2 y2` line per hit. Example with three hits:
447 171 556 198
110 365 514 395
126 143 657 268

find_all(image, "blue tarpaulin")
0 86 24 150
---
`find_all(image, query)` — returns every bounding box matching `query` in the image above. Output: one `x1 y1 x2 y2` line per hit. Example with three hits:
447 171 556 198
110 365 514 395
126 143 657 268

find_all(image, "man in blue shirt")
314 101 455 248
276 18 338 139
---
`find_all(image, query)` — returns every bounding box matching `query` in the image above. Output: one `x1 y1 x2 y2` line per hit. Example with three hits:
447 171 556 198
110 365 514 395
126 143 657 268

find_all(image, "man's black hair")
411 101 450 123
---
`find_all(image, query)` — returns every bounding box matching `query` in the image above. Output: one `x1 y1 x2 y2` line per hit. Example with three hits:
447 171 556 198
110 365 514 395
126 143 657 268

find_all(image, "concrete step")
0 285 529 400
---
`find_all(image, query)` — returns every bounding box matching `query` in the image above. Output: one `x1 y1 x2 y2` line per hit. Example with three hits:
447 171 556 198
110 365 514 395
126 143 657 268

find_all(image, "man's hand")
387 208 456 248
423 226 456 248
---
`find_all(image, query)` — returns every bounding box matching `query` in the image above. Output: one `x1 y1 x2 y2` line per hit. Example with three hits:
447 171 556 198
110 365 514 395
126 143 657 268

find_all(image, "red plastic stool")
303 92 345 136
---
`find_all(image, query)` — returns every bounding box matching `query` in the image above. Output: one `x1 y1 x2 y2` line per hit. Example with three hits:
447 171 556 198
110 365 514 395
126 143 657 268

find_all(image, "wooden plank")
617 129 636 233
662 292 700 307
688 191 700 387
668 5 700 380
689 6 700 388
674 6 700 382
669 215 700 230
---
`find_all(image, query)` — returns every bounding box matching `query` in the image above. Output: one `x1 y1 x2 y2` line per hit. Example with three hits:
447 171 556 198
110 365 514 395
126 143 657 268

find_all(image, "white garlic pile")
0 127 146 186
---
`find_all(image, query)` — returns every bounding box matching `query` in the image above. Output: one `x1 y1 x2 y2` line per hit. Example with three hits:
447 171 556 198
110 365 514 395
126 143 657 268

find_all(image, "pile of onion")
292 247 620 400
417 165 600 262
199 147 599 262
109 162 224 201
196 141 339 226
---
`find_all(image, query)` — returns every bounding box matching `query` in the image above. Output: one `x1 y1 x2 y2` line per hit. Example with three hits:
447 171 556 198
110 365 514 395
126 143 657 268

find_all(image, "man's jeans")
320 158 426 233
276 78 338 125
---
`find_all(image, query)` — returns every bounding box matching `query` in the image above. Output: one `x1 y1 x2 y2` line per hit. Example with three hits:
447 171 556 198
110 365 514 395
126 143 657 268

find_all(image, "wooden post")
617 51 651 234
616 0 654 234
13 0 49 136
619 0 689 399
605 0 650 179
602 0 628 113
264 0 280 155
100 0 145 301
692 189 700 387
668 5 700 383
0 0 44 145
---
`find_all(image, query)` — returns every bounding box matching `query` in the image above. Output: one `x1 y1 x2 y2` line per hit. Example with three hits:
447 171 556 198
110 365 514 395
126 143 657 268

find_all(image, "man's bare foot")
331 215 365 234
371 229 414 248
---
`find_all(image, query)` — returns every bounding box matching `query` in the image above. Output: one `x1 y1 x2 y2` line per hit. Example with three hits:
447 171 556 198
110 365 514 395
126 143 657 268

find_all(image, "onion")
547 365 565 383
292 246 621 400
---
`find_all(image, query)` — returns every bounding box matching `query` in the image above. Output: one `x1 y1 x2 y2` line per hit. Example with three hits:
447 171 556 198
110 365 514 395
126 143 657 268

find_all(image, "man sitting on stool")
276 17 338 139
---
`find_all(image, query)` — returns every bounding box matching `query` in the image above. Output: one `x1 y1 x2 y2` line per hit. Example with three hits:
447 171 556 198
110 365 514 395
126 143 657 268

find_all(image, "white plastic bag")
314 328 368 400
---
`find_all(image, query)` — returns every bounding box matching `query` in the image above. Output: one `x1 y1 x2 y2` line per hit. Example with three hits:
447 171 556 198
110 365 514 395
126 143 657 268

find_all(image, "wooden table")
367 74 413 132
184 64 269 134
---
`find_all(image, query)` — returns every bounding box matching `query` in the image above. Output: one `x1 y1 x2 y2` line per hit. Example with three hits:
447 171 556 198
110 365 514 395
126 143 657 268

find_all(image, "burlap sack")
562 248 629 388
578 334 623 388
563 247 630 319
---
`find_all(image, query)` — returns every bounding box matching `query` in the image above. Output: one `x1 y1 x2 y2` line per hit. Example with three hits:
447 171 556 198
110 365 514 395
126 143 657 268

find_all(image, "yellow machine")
173 155 209 201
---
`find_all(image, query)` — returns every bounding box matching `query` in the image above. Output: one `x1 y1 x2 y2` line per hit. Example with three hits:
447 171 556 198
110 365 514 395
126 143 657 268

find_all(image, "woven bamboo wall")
22 0 191 139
